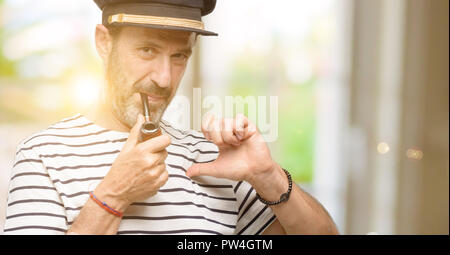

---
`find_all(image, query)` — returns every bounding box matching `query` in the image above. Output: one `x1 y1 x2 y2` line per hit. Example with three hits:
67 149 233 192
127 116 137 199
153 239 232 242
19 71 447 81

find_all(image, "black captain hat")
93 0 218 36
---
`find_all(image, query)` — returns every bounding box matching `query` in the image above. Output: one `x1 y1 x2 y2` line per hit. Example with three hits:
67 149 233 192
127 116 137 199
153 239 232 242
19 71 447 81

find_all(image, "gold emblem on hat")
108 13 205 30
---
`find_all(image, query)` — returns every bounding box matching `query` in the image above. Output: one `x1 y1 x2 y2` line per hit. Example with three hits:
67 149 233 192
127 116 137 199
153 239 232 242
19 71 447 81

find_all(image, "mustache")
133 76 171 98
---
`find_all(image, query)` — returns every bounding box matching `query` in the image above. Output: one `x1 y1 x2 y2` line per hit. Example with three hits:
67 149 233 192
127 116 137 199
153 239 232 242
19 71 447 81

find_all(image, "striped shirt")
4 114 276 235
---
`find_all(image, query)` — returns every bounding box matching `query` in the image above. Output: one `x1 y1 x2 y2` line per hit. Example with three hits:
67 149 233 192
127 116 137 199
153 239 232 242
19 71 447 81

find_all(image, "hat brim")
108 20 218 36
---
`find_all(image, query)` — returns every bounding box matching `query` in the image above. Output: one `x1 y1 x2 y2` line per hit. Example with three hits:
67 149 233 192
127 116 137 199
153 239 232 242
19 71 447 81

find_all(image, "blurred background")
0 0 448 234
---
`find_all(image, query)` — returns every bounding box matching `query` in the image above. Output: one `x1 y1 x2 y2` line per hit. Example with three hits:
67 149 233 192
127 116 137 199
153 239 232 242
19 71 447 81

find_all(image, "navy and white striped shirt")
4 114 276 234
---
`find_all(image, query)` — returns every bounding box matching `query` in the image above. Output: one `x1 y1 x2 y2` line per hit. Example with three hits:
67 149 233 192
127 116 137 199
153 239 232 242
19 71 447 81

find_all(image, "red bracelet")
89 192 124 218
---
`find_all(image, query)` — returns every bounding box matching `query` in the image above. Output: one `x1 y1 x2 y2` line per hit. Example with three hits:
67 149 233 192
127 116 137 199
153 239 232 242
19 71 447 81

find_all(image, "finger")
246 121 258 139
123 114 145 151
137 133 171 153
145 163 161 179
208 117 225 146
186 161 221 178
144 150 168 167
144 164 166 183
155 150 168 165
221 118 240 146
148 163 166 178
234 114 257 141
234 114 248 141
201 113 214 141
156 169 169 188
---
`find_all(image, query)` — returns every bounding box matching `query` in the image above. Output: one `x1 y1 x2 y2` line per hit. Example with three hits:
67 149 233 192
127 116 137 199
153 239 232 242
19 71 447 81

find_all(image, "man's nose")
150 56 172 88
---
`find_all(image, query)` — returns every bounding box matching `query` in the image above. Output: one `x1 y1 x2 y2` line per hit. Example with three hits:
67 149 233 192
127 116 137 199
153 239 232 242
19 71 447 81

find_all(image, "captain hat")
93 0 218 36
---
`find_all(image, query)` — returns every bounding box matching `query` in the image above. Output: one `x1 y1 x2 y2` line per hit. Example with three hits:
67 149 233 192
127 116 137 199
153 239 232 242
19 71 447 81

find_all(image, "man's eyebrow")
137 41 192 55
138 41 163 49
178 48 192 56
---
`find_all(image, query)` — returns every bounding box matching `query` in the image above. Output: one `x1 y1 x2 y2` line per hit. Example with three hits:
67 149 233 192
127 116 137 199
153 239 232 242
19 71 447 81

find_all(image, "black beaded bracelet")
256 168 292 205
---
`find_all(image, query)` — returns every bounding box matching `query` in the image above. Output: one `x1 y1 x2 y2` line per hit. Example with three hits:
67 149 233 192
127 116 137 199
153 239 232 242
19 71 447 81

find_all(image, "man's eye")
139 47 156 56
172 53 188 61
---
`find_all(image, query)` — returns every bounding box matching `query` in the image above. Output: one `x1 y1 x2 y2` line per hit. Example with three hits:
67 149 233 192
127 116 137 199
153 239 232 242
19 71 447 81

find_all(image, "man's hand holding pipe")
68 114 170 234
95 114 171 211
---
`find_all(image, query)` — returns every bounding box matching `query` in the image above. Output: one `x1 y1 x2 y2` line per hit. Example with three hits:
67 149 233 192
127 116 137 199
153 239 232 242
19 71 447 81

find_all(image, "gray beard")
104 52 169 129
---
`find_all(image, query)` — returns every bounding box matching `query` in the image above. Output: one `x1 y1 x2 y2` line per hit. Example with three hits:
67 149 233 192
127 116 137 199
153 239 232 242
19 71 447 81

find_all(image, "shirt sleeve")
3 144 68 234
233 180 277 235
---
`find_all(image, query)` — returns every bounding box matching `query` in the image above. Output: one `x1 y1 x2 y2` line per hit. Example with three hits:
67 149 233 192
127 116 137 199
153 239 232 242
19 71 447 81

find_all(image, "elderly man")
4 0 338 235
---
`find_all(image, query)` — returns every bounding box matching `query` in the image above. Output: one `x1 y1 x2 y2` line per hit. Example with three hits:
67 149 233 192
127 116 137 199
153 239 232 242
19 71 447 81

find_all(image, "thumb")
186 161 220 178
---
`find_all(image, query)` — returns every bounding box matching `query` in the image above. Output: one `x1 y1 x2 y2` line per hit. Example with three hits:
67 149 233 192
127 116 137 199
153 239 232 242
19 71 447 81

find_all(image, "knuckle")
162 169 169 179
152 163 165 175
160 164 167 173
158 158 167 166
147 170 157 179
214 139 225 146
162 134 171 145
156 152 167 165
134 144 145 155
160 170 169 184
144 156 156 167
222 134 233 143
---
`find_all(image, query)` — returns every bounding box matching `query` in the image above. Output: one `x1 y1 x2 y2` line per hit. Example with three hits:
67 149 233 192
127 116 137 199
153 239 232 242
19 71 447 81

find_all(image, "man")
4 0 338 235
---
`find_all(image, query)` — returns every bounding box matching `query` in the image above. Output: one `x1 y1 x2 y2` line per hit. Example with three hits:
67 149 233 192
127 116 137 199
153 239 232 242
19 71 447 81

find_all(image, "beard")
105 48 172 128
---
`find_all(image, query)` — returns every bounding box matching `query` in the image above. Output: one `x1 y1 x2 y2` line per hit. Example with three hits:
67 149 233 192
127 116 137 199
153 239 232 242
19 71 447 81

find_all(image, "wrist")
249 162 290 202
93 185 130 212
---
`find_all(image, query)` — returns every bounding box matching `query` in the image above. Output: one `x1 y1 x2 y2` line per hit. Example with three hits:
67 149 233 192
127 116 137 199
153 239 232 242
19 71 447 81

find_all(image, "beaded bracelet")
256 168 293 205
89 191 124 218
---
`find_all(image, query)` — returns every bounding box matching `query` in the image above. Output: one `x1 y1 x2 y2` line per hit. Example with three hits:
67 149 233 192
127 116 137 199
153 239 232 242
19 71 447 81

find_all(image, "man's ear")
95 24 113 63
